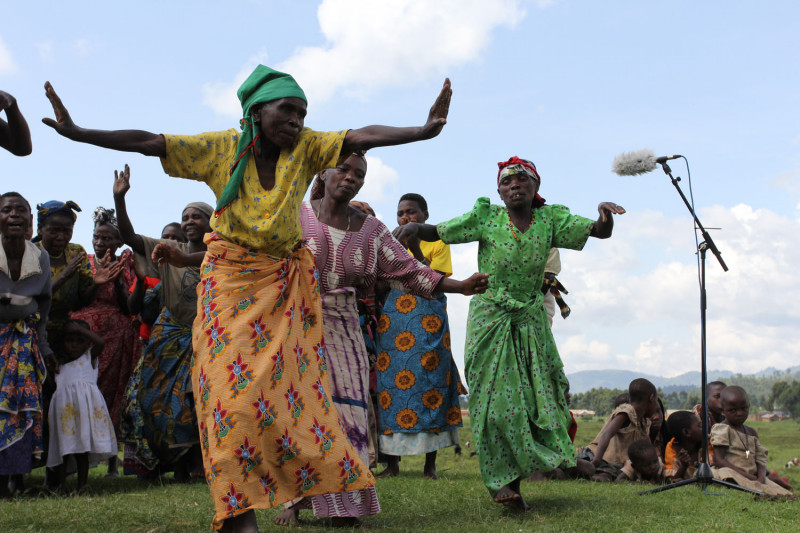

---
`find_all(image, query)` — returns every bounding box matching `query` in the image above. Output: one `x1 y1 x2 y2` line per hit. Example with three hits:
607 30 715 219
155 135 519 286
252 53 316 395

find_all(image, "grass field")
1 418 798 532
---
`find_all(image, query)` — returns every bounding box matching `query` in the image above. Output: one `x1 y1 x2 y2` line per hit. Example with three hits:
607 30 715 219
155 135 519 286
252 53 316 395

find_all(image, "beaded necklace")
506 208 534 242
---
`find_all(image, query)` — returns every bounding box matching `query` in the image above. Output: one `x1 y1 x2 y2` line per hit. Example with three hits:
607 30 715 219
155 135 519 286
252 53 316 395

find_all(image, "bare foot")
423 468 438 480
274 507 299 526
375 465 399 478
221 510 259 533
493 485 532 513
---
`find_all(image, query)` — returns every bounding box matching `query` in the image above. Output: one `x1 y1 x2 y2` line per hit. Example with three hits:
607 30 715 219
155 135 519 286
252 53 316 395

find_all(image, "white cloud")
72 38 95 58
0 36 16 75
203 0 530 117
202 48 269 118
355 155 398 204
35 41 54 63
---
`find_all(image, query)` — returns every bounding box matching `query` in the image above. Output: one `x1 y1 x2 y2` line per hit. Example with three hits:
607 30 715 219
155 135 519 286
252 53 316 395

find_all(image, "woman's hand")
54 252 85 283
460 272 489 296
152 243 189 268
419 78 451 140
45 353 60 375
113 164 131 198
42 82 79 139
392 222 420 247
597 202 626 222
93 250 125 285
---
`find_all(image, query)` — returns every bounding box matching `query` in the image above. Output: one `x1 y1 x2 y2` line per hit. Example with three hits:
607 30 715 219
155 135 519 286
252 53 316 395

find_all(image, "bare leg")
56 463 67 493
423 451 438 480
0 475 11 499
106 455 119 477
220 510 259 533
274 503 300 526
376 455 399 478
76 453 89 492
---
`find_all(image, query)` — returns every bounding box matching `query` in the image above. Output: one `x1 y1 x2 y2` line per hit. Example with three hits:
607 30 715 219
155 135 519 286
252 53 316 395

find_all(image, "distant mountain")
567 369 736 394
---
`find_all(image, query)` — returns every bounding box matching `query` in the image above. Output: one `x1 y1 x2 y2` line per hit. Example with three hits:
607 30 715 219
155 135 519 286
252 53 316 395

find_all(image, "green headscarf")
215 65 308 214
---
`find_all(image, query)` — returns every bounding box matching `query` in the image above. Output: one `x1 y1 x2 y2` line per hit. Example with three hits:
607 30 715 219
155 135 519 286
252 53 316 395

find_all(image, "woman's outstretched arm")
342 79 451 152
0 90 32 156
590 202 626 239
42 82 166 157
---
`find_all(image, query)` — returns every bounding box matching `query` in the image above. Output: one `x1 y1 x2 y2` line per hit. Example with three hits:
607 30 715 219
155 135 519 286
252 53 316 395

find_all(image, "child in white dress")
47 319 117 492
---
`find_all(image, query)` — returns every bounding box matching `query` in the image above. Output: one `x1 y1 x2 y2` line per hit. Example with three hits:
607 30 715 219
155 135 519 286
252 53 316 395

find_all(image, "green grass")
2 419 798 532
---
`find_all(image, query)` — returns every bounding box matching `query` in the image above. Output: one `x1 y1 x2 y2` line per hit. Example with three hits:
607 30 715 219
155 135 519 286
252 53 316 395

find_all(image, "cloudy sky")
3 1 798 378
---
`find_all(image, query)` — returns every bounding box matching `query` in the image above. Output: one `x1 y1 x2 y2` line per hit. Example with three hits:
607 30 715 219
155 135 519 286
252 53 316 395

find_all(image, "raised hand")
460 272 489 296
597 202 626 222
93 250 125 284
42 82 78 138
419 78 452 140
113 164 131 198
60 252 86 280
0 90 16 113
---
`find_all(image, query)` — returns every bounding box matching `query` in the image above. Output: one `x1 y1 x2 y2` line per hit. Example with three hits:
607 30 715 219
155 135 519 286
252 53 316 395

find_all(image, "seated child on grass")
693 380 726 429
46 319 118 493
581 378 658 482
710 386 792 496
649 398 669 461
664 410 705 480
615 439 665 483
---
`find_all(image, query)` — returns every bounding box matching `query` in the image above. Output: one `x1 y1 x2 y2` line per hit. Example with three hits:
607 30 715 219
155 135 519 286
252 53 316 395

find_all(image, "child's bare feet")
423 467 438 480
274 507 299 526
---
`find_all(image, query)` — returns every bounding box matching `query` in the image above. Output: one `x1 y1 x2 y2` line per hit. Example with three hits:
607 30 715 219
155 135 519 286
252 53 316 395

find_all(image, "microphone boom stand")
639 161 761 496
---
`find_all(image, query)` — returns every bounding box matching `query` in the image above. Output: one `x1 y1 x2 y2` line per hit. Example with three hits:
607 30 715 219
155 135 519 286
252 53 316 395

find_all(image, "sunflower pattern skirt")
375 290 463 454
193 236 374 529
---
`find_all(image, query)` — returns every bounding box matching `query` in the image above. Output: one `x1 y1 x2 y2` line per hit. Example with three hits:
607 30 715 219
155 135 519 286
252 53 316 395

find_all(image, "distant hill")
567 369 735 394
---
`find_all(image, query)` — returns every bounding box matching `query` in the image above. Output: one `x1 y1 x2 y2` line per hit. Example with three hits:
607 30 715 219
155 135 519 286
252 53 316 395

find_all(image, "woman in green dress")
394 156 625 511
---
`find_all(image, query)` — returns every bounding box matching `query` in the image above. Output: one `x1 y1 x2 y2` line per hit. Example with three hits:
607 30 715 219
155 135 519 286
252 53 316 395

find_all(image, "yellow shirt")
160 127 347 255
419 240 452 277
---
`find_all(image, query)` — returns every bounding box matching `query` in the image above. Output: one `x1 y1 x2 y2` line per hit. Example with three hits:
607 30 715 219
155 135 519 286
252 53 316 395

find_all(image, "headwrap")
183 202 214 219
497 156 546 208
216 65 308 215
92 206 119 230
36 200 81 228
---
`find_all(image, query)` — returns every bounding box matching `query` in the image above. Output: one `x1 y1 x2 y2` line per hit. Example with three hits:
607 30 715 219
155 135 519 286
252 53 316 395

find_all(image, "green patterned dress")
436 198 593 491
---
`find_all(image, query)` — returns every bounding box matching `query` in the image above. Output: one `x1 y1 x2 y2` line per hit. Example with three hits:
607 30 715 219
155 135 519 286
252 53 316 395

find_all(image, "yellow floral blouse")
160 127 347 256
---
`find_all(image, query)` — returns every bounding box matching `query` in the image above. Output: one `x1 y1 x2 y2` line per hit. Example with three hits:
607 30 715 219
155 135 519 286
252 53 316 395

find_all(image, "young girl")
710 386 792 496
663 410 704 480
46 319 118 492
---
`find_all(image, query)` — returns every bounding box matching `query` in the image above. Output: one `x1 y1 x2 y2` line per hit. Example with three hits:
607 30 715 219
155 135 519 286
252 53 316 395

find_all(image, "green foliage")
769 381 800 418
570 387 626 417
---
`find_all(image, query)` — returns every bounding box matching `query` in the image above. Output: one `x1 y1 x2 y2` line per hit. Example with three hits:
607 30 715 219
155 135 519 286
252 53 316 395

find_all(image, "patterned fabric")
71 250 140 437
0 316 45 463
375 290 464 440
39 242 96 355
710 423 791 496
193 235 374 529
318 289 371 466
300 203 442 300
46 351 117 467
436 197 594 491
120 308 197 471
160 128 346 256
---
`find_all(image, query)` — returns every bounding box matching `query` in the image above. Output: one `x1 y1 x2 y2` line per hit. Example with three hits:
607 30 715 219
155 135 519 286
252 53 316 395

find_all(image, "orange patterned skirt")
192 235 374 529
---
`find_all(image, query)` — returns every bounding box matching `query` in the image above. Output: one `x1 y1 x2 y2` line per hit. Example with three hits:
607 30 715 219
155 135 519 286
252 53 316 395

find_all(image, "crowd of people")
0 67 789 533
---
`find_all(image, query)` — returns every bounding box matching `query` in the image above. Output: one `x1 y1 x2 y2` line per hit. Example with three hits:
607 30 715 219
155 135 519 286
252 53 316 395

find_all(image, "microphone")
612 149 682 176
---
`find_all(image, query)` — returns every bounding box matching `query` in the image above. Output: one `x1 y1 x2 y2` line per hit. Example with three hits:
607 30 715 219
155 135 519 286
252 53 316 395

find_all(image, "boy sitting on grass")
581 378 658 482
710 386 792 496
615 439 665 483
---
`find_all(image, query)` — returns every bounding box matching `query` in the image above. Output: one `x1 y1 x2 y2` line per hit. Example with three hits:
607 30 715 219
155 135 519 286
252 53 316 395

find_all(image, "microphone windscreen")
612 149 658 176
